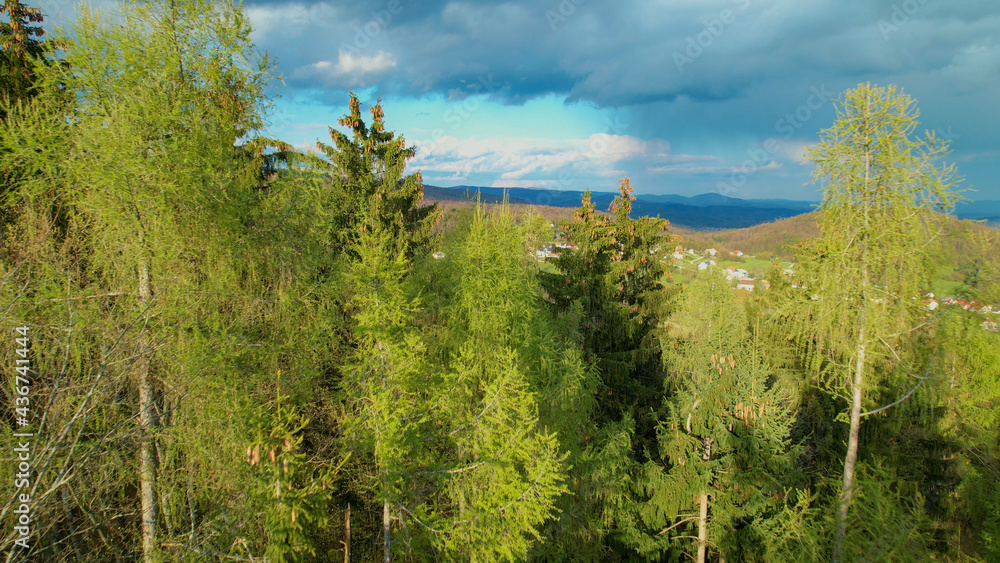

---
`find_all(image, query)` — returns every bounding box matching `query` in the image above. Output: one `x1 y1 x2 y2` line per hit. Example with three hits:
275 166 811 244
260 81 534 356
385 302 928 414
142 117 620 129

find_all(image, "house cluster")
535 242 577 260
937 296 996 314
724 266 749 281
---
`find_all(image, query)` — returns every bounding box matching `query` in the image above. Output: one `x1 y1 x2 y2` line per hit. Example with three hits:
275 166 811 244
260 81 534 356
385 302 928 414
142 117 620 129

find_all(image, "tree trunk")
697 437 713 563
138 259 158 563
697 492 709 563
383 499 391 563
344 503 351 563
834 315 867 562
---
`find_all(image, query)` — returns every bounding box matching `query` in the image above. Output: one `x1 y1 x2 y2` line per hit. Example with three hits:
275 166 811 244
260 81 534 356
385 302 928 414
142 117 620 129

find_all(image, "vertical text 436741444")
12 326 32 550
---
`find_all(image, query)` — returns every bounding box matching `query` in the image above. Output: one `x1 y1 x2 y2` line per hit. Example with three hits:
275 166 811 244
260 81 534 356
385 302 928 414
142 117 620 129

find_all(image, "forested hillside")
1 2 999 562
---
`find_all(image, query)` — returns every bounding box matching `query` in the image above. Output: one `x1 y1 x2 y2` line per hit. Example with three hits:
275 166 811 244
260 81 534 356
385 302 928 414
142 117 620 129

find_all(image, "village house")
736 279 755 291
698 260 716 270
725 267 749 281
706 248 717 256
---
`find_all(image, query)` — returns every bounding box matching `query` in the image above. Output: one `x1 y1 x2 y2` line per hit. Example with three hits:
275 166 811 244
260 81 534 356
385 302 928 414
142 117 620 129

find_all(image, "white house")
706 248 717 257
726 268 749 281
672 251 685 260
698 260 716 270
731 250 744 257
736 279 755 291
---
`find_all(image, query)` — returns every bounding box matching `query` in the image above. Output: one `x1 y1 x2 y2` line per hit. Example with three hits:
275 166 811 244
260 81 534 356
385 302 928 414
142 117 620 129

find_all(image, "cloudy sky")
45 0 1000 200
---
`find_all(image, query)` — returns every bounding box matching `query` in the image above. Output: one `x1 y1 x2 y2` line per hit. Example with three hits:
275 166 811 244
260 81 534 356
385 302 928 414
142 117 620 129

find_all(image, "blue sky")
44 0 1000 200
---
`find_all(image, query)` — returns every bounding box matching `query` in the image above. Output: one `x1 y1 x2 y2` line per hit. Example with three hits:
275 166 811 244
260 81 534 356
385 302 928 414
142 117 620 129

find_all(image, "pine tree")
794 83 961 560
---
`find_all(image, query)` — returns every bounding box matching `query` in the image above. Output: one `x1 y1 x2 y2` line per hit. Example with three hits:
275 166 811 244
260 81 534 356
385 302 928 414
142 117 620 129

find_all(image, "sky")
40 0 1000 201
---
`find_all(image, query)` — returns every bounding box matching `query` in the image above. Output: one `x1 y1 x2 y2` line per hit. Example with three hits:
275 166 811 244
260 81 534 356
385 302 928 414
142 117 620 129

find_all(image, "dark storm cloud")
245 0 997 106
243 0 1000 196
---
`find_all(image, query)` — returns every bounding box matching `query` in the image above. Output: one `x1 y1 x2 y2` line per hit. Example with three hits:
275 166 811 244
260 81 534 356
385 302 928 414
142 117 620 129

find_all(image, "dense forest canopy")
1 1 998 562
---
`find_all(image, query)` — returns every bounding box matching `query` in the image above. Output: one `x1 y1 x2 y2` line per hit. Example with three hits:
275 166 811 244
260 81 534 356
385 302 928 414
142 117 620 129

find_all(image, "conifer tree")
340 209 429 563
0 0 46 118
538 177 672 554
795 83 961 560
624 271 799 561
317 93 438 256
540 177 669 436
379 203 570 561
0 1 276 559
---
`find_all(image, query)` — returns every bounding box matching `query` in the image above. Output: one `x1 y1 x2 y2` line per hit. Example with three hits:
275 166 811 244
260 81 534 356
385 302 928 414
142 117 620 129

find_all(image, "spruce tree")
540 177 669 435
316 93 438 257
539 177 672 554
623 271 799 561
0 0 46 118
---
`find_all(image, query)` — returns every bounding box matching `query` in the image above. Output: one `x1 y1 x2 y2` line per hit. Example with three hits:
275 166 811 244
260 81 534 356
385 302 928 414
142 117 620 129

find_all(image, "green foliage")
419 204 571 561
627 271 803 560
797 82 961 396
316 92 439 256
540 177 670 442
0 1 47 119
1 9 997 560
937 310 1000 559
248 377 346 562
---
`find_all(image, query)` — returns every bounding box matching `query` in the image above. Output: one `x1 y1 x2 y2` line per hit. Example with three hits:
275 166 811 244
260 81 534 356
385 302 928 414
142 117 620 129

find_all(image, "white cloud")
409 133 717 184
293 50 398 87
245 3 342 41
333 50 398 75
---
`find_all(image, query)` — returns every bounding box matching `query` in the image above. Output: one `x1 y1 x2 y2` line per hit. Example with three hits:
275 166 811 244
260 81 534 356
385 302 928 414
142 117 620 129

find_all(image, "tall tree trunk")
383 499 391 563
834 313 867 562
697 492 708 563
697 437 713 563
835 138 871 562
138 259 158 563
344 503 351 563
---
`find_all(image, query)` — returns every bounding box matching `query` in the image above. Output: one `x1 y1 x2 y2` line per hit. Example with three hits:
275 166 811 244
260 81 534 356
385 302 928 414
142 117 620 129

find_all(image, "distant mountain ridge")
423 185 997 230
423 185 816 229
